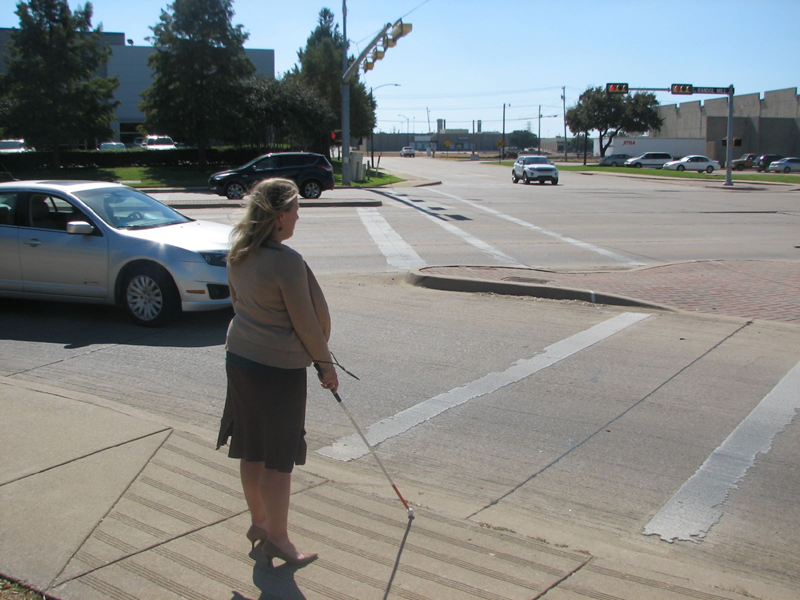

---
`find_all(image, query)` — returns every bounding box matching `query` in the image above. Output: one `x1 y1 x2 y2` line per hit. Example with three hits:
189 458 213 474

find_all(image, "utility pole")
502 103 508 159
562 86 567 161
538 105 541 152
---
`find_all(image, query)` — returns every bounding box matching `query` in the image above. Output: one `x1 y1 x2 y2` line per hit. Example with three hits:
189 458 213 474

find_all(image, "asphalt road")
2 160 798 590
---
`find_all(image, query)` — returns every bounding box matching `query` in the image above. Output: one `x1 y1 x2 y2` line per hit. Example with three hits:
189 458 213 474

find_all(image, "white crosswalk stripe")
317 312 652 461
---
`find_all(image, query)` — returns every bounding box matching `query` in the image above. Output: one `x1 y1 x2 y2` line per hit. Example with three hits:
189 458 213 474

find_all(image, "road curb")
405 266 673 311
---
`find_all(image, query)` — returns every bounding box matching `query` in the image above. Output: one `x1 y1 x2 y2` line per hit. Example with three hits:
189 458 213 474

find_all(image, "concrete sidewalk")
2 373 797 600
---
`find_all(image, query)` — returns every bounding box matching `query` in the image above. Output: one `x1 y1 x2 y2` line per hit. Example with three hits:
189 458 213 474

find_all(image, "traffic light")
390 20 412 40
331 130 342 144
362 20 412 74
671 84 694 95
722 137 742 147
606 83 629 94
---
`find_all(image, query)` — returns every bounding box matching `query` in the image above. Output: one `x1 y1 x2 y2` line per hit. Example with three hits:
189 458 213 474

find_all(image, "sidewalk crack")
531 555 593 599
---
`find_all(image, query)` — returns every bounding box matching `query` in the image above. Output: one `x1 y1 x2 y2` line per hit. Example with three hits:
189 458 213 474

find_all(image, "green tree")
242 75 334 152
1 0 119 168
140 0 255 166
509 130 538 150
289 8 376 151
565 86 662 157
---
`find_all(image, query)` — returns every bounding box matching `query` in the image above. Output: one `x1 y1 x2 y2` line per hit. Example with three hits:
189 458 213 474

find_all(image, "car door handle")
23 238 43 247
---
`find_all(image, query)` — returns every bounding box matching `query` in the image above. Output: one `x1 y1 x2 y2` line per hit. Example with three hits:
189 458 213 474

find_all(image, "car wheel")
523 173 530 184
123 264 179 327
225 182 246 200
512 172 519 183
610 161 618 167
635 163 642 168
300 180 322 199
677 165 685 172
784 167 791 173
706 166 714 173
736 164 744 171
551 179 558 185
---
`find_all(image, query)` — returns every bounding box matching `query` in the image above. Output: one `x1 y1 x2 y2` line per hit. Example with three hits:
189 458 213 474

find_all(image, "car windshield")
523 156 549 165
73 187 192 230
148 137 173 145
0 140 24 150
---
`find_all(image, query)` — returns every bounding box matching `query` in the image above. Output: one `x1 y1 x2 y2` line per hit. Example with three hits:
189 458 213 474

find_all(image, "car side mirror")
66 221 95 235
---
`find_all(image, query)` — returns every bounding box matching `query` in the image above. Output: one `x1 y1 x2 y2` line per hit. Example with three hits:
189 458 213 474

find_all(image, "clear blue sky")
3 0 798 138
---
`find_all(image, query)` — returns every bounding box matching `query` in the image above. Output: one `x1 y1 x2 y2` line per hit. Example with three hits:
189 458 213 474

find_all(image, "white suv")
624 152 673 169
512 155 559 185
400 146 415 157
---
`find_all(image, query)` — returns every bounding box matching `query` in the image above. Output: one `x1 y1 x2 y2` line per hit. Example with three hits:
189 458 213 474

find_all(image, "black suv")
209 152 335 200
754 154 783 172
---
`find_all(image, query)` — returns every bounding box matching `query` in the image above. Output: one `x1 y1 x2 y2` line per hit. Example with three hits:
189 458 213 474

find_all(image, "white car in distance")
662 155 721 173
512 155 559 185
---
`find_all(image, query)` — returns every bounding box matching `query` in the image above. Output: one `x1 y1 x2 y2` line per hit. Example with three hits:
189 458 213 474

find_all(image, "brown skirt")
217 352 307 473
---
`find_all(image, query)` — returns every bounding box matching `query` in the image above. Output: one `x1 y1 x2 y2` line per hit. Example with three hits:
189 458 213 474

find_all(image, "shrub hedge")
0 147 281 172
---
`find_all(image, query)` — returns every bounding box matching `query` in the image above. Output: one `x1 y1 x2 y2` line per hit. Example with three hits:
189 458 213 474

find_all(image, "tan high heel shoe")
246 525 268 550
261 539 318 567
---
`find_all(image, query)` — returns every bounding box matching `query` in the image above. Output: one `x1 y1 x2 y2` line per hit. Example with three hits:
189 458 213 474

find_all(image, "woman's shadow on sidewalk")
228 554 313 600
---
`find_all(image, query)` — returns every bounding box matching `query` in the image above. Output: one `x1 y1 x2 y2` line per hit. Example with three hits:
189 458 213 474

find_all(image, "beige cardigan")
225 240 332 371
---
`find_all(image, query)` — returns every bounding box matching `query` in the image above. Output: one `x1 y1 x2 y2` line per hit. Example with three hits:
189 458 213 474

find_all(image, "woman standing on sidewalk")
217 178 338 567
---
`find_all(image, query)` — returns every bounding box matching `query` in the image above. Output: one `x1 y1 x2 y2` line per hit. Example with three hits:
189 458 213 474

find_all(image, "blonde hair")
228 178 298 264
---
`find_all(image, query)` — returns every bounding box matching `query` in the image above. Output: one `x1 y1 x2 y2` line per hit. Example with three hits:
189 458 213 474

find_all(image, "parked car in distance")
0 139 33 153
767 157 800 173
511 155 559 185
143 135 176 150
624 152 673 169
730 153 758 170
132 136 145 147
662 155 722 173
754 154 783 172
99 142 126 151
400 146 415 157
0 180 232 326
598 153 631 167
208 151 335 200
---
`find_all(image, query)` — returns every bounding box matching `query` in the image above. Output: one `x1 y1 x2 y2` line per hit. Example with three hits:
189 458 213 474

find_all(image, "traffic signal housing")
331 130 342 144
606 83 629 94
671 84 694 95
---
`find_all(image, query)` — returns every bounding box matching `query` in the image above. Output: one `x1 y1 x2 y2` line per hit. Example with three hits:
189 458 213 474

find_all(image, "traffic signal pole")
341 2 350 185
606 82 736 187
724 86 735 186
340 4 411 186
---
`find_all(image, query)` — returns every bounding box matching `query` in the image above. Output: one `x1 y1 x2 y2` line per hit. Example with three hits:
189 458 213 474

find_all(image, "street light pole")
370 83 400 169
398 114 409 146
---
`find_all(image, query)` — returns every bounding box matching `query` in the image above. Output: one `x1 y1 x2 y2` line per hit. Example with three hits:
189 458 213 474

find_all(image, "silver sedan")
0 180 232 326
767 157 800 173
662 155 721 173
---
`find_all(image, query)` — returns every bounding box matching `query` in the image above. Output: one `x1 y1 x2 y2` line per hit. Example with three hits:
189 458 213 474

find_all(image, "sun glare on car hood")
124 219 232 252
